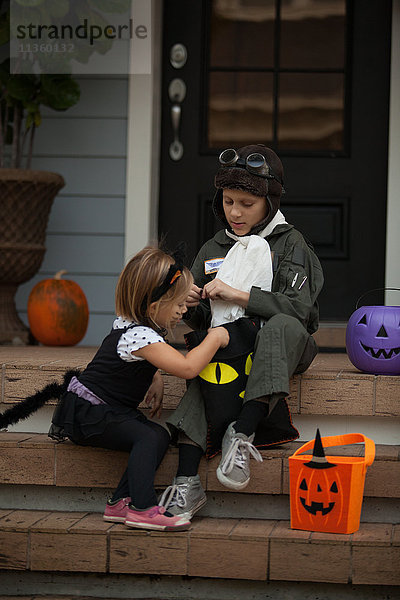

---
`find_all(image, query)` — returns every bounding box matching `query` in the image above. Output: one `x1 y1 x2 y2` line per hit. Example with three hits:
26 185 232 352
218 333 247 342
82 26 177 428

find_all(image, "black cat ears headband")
150 243 186 303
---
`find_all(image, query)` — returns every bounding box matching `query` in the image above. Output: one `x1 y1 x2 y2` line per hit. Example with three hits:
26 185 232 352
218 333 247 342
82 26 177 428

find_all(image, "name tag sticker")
204 258 224 275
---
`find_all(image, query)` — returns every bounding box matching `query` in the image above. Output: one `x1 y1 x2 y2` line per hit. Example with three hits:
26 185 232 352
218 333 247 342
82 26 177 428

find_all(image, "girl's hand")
144 370 164 418
202 280 249 307
186 284 203 308
207 326 230 348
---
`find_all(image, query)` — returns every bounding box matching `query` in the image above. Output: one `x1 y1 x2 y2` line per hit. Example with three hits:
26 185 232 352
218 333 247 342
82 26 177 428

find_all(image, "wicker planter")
0 169 65 344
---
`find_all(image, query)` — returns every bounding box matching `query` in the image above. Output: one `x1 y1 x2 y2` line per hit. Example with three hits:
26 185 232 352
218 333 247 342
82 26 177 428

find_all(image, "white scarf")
210 210 287 327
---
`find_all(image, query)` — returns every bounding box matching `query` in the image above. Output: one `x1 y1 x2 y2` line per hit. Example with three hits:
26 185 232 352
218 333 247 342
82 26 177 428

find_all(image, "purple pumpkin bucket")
346 289 400 375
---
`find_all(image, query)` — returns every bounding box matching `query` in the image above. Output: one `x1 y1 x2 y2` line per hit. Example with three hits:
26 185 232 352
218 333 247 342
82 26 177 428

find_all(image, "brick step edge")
0 509 399 586
0 433 399 499
2 359 400 419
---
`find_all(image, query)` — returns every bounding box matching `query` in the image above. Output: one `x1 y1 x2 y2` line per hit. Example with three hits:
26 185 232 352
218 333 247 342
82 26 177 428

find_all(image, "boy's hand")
202 280 250 308
207 326 229 348
186 284 203 307
203 280 236 302
144 371 164 418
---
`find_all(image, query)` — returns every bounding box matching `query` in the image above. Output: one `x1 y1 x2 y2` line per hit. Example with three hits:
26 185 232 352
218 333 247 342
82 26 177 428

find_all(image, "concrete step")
1 348 399 419
1 346 399 444
0 508 398 587
0 433 399 516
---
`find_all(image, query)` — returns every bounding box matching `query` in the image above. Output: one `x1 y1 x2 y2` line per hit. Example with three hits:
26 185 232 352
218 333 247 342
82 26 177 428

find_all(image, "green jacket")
185 224 324 334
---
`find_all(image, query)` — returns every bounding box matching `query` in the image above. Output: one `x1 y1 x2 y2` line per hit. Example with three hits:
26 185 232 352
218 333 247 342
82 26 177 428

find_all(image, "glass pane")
278 73 344 151
281 0 346 69
208 72 274 148
210 0 275 69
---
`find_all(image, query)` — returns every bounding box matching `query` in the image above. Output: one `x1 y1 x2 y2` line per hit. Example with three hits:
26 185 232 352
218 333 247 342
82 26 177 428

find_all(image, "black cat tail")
0 369 80 430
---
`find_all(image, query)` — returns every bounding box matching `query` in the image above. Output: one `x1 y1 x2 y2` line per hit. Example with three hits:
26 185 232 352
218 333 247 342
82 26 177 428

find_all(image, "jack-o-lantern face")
296 468 342 523
299 473 338 515
346 305 400 374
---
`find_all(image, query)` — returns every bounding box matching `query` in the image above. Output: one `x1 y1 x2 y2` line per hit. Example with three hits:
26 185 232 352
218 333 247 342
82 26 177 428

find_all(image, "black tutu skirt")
49 391 144 443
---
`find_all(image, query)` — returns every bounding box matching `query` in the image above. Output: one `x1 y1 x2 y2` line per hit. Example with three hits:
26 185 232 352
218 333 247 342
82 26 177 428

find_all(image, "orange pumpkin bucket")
289 429 375 534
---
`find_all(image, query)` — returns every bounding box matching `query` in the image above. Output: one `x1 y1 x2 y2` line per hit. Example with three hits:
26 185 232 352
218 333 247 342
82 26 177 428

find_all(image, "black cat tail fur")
0 369 81 430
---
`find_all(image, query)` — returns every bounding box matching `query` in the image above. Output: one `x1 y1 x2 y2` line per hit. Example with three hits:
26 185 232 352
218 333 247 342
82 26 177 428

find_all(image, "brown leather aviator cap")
213 144 285 232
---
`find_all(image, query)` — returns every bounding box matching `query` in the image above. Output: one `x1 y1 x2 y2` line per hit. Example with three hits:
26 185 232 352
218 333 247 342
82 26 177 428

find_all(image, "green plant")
0 58 80 168
0 0 132 169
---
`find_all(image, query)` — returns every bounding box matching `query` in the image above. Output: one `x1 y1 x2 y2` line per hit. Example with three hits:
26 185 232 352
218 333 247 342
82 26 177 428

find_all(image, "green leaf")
25 100 39 112
87 0 131 14
9 5 42 36
48 0 71 19
25 111 33 129
14 0 46 7
24 100 41 129
37 52 73 75
39 74 80 110
69 41 96 64
66 3 115 55
34 110 41 126
7 76 37 103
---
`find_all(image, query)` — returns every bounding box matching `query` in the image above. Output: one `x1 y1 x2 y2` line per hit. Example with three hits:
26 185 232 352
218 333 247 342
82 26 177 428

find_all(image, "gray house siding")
16 76 129 346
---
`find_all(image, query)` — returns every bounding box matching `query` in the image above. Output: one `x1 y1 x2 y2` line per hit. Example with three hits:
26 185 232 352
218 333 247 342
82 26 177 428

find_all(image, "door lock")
170 43 187 69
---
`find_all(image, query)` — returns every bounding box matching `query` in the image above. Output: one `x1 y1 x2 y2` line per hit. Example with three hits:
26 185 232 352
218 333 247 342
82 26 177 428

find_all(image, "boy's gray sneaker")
159 474 207 520
216 422 263 490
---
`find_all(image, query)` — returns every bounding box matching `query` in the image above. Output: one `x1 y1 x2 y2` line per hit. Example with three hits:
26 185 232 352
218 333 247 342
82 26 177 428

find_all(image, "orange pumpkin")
289 430 375 534
27 270 89 346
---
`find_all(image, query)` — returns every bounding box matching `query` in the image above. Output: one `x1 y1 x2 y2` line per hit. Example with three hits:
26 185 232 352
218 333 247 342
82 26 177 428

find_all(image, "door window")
207 0 347 153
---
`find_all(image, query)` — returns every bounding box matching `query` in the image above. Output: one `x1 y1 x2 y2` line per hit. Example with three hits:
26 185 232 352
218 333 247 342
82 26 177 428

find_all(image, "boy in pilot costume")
161 145 324 519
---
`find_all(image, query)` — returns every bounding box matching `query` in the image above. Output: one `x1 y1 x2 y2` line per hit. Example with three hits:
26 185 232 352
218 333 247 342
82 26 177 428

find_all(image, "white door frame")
124 0 163 262
385 0 400 305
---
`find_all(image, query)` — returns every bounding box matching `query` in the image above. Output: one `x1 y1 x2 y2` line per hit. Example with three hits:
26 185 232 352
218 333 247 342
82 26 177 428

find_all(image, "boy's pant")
167 314 317 451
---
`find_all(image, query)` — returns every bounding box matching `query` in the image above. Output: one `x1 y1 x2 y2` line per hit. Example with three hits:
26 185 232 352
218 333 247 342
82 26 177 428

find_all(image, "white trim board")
124 0 162 262
385 0 400 305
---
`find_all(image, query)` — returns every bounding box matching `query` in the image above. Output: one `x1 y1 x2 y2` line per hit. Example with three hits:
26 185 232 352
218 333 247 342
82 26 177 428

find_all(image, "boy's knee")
264 313 302 330
256 314 307 344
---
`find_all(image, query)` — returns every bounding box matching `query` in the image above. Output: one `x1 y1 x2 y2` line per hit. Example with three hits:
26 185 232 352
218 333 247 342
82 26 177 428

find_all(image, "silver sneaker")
216 422 263 490
159 475 207 520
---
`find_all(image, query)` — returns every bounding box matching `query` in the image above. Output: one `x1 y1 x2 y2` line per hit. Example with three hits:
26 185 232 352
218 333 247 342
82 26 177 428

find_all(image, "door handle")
170 101 183 161
168 78 186 161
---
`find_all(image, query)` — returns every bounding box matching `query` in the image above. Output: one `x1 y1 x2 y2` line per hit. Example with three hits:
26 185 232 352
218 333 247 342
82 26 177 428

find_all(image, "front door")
158 0 391 320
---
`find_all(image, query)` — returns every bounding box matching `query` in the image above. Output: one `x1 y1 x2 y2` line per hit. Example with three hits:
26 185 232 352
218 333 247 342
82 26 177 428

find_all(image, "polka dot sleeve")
116 325 165 362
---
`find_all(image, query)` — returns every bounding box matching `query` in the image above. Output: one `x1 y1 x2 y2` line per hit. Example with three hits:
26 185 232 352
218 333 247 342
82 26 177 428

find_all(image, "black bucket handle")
356 287 400 310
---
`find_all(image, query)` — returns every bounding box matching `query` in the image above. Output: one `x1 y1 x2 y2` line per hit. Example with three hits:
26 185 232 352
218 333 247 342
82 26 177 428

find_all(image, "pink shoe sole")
125 506 191 531
125 520 190 531
103 514 127 523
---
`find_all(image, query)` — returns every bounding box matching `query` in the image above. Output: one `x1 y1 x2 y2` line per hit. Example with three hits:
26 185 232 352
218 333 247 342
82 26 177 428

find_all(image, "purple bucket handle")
356 287 400 309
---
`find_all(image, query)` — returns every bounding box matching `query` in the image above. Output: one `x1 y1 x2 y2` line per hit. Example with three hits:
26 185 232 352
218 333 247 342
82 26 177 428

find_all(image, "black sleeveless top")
79 324 159 410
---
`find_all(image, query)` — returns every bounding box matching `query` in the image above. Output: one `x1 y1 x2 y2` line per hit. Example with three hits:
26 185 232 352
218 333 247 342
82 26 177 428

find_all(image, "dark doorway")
158 0 391 320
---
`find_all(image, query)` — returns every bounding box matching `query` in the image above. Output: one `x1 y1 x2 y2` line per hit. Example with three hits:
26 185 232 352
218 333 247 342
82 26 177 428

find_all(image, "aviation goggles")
218 148 284 187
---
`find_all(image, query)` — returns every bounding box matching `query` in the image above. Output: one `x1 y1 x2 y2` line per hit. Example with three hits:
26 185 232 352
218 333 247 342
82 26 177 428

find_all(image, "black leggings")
78 417 170 509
